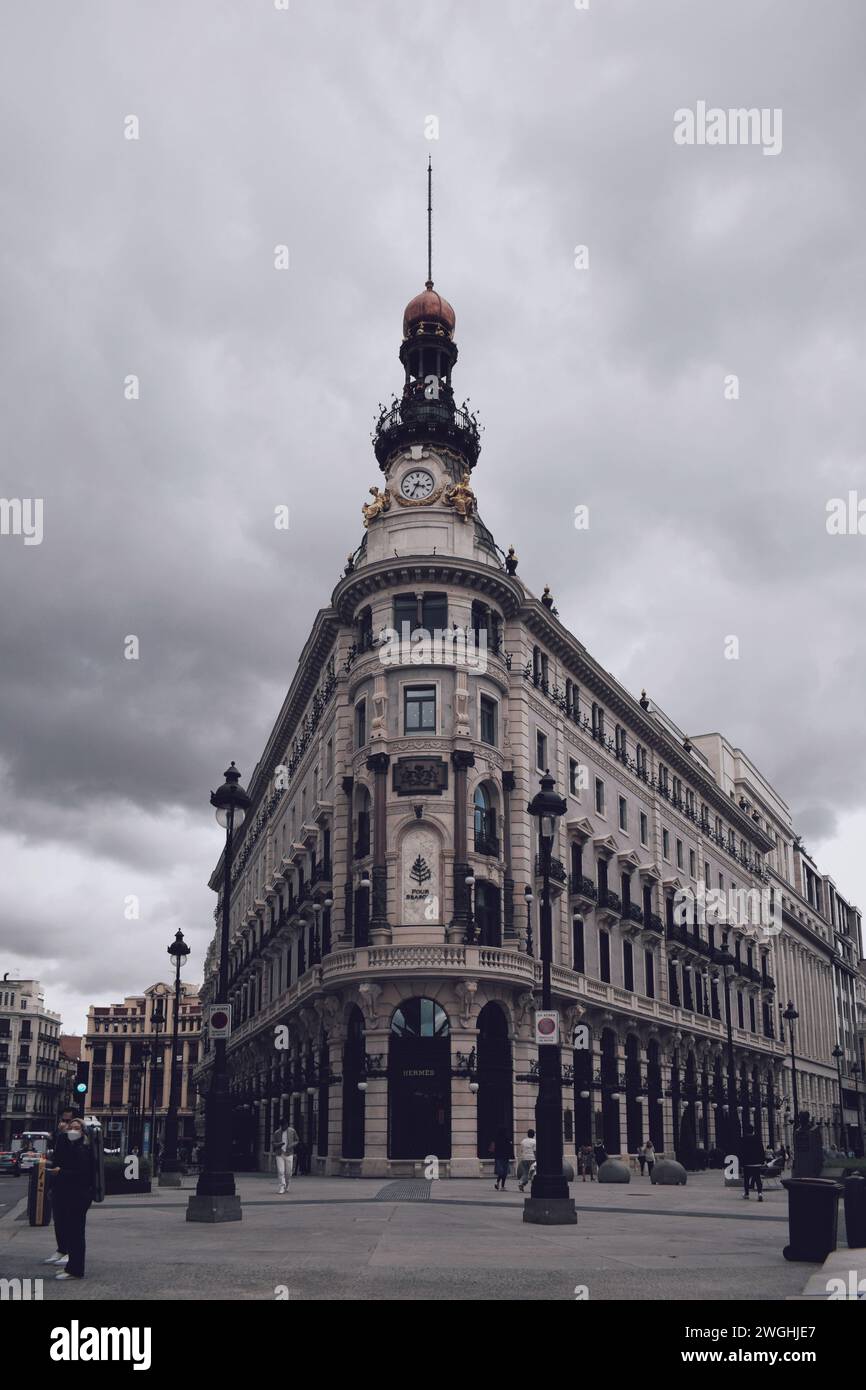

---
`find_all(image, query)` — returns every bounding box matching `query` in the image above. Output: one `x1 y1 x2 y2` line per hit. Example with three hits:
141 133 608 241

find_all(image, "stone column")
449 749 475 941
361 1023 390 1177
502 770 516 943
366 753 390 944
450 1024 481 1177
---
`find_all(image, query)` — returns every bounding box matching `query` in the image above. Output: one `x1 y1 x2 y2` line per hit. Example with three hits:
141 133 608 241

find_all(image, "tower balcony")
373 394 480 469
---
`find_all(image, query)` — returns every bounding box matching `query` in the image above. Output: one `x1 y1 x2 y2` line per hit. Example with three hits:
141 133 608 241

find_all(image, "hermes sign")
392 757 448 795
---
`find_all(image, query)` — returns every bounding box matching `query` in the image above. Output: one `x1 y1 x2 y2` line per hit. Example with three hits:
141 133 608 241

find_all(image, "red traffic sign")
208 1005 232 1039
535 1010 560 1045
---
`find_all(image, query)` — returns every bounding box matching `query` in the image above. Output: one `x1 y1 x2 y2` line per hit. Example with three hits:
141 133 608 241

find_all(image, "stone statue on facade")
362 486 391 527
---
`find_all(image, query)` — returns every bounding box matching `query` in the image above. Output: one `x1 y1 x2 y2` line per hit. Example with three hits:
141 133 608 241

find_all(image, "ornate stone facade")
195 272 864 1176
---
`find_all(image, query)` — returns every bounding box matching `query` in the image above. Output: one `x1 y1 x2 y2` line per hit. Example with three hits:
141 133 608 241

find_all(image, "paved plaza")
0 1170 846 1301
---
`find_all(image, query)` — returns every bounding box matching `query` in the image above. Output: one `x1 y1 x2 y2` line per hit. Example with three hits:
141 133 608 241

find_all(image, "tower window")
480 695 497 746
536 730 547 770
404 685 436 733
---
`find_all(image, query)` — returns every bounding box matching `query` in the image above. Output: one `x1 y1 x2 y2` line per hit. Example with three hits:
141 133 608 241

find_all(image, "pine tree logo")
410 855 431 886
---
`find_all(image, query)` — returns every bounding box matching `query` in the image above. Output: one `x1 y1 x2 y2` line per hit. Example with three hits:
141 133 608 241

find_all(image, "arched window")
391 998 450 1038
473 785 497 854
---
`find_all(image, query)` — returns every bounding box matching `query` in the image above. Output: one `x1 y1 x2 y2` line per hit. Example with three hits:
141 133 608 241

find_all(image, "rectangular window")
480 695 497 746
404 685 436 734
689 849 696 878
569 758 580 796
536 730 547 770
572 917 584 974
749 995 756 1033
644 949 655 999
599 931 610 983
663 829 670 860
355 700 366 748
623 940 634 991
618 796 628 831
595 777 605 815
737 991 744 1029
639 811 648 846
676 838 683 870
592 703 605 742
659 764 669 797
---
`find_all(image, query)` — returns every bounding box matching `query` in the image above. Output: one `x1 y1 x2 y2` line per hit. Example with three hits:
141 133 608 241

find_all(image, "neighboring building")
58 1034 83 1114
0 977 63 1146
195 250 864 1176
84 982 201 1154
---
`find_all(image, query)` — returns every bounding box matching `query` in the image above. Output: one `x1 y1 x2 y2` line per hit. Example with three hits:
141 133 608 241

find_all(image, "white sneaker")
55 1271 77 1280
43 1252 65 1264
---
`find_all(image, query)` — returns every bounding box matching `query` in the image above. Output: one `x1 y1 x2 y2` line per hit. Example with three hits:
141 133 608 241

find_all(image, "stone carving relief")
400 825 441 925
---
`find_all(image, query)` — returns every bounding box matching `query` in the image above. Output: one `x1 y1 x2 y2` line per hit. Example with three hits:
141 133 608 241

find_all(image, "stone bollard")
650 1158 688 1186
597 1158 631 1183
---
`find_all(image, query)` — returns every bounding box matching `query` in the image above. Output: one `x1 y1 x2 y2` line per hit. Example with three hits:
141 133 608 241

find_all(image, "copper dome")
402 282 456 339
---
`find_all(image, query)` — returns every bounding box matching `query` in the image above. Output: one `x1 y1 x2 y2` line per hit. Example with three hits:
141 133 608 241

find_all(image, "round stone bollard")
597 1158 631 1183
562 1160 575 1183
651 1159 688 1186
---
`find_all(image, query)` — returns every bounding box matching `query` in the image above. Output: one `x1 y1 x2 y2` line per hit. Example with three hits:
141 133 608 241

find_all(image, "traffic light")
74 1060 90 1109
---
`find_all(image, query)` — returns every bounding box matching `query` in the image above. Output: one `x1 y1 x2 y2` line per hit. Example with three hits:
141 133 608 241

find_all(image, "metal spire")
426 156 433 289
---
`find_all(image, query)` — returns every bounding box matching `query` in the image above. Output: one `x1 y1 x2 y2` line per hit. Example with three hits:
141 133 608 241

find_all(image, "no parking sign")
535 1011 559 1045
207 1005 232 1039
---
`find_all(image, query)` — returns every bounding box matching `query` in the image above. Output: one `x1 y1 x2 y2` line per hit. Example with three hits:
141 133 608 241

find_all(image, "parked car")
16 1149 43 1172
0 1151 21 1176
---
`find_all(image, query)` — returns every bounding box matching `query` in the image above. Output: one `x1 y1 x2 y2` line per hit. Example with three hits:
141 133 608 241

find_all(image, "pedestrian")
516 1128 536 1192
593 1142 608 1171
48 1118 95 1280
43 1110 75 1268
271 1118 299 1194
492 1125 513 1191
738 1124 765 1202
641 1140 656 1177
577 1143 595 1181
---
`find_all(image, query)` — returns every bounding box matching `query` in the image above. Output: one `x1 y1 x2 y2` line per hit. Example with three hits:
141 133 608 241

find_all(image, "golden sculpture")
444 470 475 521
362 486 392 527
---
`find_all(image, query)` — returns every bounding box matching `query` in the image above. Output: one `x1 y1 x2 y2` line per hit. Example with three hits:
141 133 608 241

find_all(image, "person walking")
641 1140 656 1177
492 1125 513 1191
48 1118 94 1280
272 1118 299 1194
43 1110 75 1268
577 1143 595 1182
738 1124 765 1201
516 1128 536 1192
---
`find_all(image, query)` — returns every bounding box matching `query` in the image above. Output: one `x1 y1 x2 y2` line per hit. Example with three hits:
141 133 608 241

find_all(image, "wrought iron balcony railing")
569 874 597 901
373 396 481 468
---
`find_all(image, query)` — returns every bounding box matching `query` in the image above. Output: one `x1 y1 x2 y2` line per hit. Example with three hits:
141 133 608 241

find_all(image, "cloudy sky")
2 0 864 1036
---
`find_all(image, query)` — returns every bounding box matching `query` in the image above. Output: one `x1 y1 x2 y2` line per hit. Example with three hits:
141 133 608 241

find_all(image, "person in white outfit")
272 1120 299 1194
517 1129 536 1192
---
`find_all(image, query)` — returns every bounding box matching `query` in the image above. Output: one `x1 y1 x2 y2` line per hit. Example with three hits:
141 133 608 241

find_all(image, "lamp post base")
523 1196 577 1225
186 1194 242 1223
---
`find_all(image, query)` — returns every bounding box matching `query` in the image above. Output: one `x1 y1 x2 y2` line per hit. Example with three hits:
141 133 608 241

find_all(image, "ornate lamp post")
782 1000 800 1123
465 868 476 945
523 771 576 1225
187 761 250 1224
851 1062 864 1156
148 999 165 1163
831 1043 846 1150
523 884 533 955
715 934 740 1150
159 929 191 1187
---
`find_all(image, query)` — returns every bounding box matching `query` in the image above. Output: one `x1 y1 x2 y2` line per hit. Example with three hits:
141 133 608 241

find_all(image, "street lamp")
782 1000 800 1124
187 761 250 1224
465 868 476 944
851 1062 864 1156
159 929 191 1187
523 771 575 1225
523 885 533 955
832 1043 845 1150
149 998 165 1164
714 933 740 1151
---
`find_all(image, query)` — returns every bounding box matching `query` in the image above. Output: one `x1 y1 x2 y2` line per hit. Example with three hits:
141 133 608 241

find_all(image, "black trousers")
52 1187 91 1277
743 1166 763 1196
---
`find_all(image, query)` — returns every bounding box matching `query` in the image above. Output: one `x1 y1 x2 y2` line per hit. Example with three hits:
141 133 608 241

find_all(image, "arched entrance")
601 1029 620 1153
341 1006 365 1159
476 1002 512 1157
647 1040 664 1149
388 997 451 1159
625 1034 643 1151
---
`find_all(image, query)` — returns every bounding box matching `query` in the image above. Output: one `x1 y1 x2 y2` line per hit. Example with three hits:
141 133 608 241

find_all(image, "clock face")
400 469 435 500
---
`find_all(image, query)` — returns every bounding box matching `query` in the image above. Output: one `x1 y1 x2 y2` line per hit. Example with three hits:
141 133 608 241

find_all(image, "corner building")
199 271 853 1177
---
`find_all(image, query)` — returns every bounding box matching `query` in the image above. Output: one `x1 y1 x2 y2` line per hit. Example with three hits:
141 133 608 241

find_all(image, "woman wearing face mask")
48 1118 94 1280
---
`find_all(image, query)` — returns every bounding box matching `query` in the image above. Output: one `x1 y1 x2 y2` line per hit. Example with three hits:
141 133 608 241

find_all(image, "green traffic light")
75 1083 87 1093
